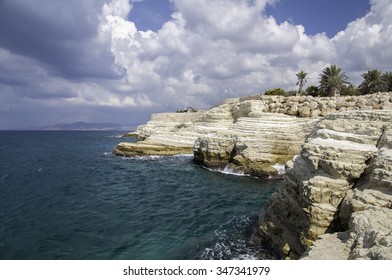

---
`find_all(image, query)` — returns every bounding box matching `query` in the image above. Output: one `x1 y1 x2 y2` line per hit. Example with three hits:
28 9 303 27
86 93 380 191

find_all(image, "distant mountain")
31 121 136 131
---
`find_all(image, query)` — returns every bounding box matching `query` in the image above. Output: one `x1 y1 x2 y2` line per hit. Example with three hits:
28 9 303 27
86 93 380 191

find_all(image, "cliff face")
258 110 392 259
193 100 318 176
114 111 206 156
303 125 392 260
114 92 392 259
115 97 318 175
115 92 392 176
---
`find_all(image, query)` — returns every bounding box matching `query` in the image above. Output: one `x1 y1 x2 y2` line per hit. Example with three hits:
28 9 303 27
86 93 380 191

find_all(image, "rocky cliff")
114 111 205 156
115 92 392 259
258 110 392 259
115 92 392 175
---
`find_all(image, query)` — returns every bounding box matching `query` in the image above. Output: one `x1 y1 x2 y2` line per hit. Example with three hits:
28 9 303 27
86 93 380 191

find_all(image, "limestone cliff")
115 92 392 176
193 103 318 176
114 92 392 259
114 111 205 156
258 110 392 259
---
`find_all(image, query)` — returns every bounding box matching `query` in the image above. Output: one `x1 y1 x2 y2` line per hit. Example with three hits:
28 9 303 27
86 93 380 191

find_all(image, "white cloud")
75 0 392 110
332 0 392 81
99 0 338 108
102 0 132 18
1 0 392 128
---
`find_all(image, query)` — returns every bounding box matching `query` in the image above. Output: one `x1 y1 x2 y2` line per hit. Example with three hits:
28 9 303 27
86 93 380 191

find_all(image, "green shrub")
305 86 320 97
285 90 298 96
341 84 359 96
264 88 286 96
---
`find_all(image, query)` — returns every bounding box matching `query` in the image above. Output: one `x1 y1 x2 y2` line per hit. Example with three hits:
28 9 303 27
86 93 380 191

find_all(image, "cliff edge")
258 110 392 259
114 92 392 259
115 92 392 176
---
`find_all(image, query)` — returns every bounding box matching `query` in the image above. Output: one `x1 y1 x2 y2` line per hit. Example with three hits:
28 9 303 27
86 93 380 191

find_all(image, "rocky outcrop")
192 92 392 175
114 92 392 259
302 207 392 260
115 98 318 175
115 92 392 177
113 111 205 156
258 110 392 259
193 106 318 176
302 125 392 259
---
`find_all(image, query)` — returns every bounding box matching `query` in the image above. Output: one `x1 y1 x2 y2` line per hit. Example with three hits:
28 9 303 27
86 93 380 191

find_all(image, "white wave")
199 215 261 260
105 135 124 138
119 153 193 161
123 155 163 161
171 154 194 158
204 164 248 177
272 163 286 175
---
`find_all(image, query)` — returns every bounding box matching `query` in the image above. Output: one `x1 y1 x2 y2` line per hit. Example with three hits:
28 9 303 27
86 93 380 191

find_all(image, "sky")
0 0 390 129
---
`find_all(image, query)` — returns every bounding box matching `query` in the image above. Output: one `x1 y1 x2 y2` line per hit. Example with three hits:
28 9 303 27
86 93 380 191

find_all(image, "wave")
197 214 273 260
272 163 286 175
120 154 193 161
128 155 163 161
105 135 124 139
171 154 193 158
204 164 249 177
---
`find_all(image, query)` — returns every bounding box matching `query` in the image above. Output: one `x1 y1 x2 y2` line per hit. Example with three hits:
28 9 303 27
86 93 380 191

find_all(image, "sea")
0 131 279 260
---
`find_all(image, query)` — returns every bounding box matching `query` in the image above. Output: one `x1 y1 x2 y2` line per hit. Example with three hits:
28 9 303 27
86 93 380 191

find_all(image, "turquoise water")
0 131 278 260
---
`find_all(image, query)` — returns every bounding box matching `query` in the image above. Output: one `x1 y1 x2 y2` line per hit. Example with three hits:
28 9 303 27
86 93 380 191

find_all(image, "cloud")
0 0 120 80
101 0 339 109
0 0 391 129
333 0 392 78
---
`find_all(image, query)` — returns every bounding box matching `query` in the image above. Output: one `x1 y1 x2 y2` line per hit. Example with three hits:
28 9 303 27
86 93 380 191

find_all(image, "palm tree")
358 69 384 95
319 65 349 96
296 71 308 96
381 71 392 92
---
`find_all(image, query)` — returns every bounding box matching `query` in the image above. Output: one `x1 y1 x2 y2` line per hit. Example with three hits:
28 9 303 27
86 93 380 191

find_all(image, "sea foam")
205 164 248 177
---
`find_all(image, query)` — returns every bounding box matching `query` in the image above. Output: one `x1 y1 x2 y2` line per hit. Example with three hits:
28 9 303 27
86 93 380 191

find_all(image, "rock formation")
114 92 392 259
193 105 318 176
113 111 205 156
115 92 392 176
258 110 392 259
114 93 392 259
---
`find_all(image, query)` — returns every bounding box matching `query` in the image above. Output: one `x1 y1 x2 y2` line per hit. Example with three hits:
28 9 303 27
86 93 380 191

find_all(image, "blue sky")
130 0 371 37
265 0 370 37
128 0 174 31
0 0 391 129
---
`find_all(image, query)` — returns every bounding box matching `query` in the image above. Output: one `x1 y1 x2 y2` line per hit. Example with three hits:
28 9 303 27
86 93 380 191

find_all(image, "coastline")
115 92 392 260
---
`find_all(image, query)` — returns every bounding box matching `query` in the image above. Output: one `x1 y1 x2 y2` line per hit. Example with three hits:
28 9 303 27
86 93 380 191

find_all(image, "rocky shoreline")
114 92 392 259
259 110 392 259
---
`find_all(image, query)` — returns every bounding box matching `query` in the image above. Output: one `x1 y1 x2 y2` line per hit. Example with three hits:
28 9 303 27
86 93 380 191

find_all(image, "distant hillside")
32 121 136 131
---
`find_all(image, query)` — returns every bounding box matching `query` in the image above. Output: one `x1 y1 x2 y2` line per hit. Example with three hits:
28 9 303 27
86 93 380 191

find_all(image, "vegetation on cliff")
296 71 308 96
264 65 392 97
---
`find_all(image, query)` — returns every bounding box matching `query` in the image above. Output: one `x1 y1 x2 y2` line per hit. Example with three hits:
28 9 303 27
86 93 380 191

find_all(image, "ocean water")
0 131 278 260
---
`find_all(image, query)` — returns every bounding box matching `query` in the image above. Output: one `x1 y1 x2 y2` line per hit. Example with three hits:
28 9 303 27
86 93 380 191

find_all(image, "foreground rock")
302 207 392 260
258 110 392 259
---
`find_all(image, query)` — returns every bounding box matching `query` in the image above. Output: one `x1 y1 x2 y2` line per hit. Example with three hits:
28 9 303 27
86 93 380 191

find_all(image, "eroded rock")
258 110 392 259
